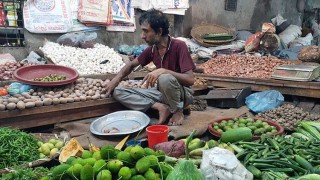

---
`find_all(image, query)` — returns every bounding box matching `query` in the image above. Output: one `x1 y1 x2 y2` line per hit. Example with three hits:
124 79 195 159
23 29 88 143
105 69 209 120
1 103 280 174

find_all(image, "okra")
262 146 269 156
287 148 294 155
241 144 259 152
228 144 244 153
257 149 263 157
267 138 279 150
251 159 279 163
252 163 276 168
286 156 300 166
235 150 249 159
310 159 320 165
237 141 262 146
248 154 258 163
261 167 294 172
243 152 253 164
273 161 307 174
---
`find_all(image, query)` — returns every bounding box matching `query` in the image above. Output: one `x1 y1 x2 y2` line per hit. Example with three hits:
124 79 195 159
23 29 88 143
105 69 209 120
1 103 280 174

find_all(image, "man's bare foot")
168 109 184 126
151 102 171 124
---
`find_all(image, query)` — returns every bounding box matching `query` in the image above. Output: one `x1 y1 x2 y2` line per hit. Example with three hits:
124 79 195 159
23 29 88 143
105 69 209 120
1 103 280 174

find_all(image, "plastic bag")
79 32 97 49
7 82 32 96
197 47 214 59
132 44 148 56
245 90 284 113
279 25 302 47
118 44 133 55
271 14 287 26
200 147 253 180
289 33 313 48
21 51 46 65
57 32 83 47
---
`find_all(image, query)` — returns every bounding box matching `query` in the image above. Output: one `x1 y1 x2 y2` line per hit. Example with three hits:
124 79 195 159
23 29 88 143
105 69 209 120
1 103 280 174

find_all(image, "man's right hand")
104 58 141 97
105 80 119 97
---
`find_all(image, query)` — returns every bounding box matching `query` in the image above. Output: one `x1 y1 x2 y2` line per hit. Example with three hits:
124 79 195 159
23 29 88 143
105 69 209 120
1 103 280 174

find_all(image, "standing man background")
105 9 195 126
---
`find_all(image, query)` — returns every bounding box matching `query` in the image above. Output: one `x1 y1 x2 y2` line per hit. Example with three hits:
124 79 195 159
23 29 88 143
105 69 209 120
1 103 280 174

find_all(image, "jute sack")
298 46 320 63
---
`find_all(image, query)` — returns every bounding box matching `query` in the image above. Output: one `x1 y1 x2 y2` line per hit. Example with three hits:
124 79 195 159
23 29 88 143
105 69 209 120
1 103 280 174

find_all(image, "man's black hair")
139 9 169 36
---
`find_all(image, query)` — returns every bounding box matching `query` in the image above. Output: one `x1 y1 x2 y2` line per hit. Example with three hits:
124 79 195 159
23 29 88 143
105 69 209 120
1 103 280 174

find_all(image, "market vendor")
105 9 195 126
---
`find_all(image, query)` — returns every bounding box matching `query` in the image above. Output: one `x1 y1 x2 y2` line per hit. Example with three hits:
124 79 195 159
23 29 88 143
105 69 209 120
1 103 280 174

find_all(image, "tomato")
0 87 8 96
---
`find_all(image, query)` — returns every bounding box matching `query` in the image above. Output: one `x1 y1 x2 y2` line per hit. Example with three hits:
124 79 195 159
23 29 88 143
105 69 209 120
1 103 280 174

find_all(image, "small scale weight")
272 64 320 81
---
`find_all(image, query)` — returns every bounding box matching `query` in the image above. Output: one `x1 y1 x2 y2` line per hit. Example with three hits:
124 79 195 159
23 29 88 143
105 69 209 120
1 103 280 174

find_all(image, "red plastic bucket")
146 125 169 149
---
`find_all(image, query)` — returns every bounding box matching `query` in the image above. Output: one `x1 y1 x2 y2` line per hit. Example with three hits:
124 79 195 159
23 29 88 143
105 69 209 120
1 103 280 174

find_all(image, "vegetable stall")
1 34 320 180
1 40 320 180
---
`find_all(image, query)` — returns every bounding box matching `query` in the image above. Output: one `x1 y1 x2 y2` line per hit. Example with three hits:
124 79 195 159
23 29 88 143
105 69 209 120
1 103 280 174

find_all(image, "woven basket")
191 24 236 47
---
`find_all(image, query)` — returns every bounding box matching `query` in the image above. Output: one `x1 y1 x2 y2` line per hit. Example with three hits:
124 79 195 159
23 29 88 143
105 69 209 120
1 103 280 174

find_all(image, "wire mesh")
0 0 24 47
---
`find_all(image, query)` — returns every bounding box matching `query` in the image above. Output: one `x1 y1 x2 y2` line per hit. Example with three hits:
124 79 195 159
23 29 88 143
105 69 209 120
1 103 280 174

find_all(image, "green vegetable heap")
47 145 172 180
0 128 39 169
33 74 66 82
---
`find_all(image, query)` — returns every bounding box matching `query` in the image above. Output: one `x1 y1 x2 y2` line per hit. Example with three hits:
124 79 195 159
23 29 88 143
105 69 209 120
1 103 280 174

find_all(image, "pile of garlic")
40 42 125 75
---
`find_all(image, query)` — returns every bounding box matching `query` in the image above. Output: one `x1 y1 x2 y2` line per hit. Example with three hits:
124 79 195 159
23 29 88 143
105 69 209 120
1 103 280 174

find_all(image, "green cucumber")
220 127 253 143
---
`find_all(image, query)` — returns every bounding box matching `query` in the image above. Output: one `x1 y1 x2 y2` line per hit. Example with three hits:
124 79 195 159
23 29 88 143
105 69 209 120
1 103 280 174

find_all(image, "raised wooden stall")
196 74 320 98
0 98 125 129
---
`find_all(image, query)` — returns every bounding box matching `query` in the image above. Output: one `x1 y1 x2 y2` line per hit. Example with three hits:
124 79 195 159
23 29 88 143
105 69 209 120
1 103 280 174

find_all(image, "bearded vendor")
105 9 195 126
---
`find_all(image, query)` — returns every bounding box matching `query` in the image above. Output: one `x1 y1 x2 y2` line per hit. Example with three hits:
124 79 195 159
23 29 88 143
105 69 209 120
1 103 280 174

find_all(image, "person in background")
105 9 195 126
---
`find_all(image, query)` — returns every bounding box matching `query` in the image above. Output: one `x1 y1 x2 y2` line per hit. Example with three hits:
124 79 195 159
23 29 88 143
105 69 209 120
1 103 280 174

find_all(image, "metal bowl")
90 110 150 136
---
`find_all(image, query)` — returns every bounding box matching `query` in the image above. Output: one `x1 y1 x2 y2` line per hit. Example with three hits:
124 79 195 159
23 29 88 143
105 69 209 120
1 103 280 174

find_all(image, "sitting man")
105 9 195 126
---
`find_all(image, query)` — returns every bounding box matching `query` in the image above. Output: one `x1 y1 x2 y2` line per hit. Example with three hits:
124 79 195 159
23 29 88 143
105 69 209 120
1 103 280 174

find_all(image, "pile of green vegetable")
33 74 66 82
212 117 278 136
232 134 320 178
46 145 172 180
0 128 40 169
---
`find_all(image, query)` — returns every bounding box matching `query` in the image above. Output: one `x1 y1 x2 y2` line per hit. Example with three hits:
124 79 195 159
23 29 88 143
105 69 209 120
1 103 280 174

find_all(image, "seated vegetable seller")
105 9 195 126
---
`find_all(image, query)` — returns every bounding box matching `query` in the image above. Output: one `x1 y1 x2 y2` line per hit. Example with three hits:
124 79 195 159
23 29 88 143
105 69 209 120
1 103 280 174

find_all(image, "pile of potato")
0 77 111 111
256 103 320 130
0 62 32 81
198 54 296 79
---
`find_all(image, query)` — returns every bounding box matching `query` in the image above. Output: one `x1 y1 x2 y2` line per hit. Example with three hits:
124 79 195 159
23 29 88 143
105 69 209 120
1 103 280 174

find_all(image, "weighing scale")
271 64 320 81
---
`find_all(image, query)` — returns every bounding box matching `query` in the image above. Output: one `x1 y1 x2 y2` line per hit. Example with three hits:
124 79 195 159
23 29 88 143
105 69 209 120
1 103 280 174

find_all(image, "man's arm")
141 68 195 88
105 58 140 96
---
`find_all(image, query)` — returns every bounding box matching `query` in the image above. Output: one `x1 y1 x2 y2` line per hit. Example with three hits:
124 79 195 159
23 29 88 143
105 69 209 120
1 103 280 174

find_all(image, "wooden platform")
1 73 319 129
0 98 125 129
196 74 320 98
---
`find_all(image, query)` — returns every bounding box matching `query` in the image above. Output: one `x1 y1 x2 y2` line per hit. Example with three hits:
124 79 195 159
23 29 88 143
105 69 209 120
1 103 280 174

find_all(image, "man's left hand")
141 68 166 88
